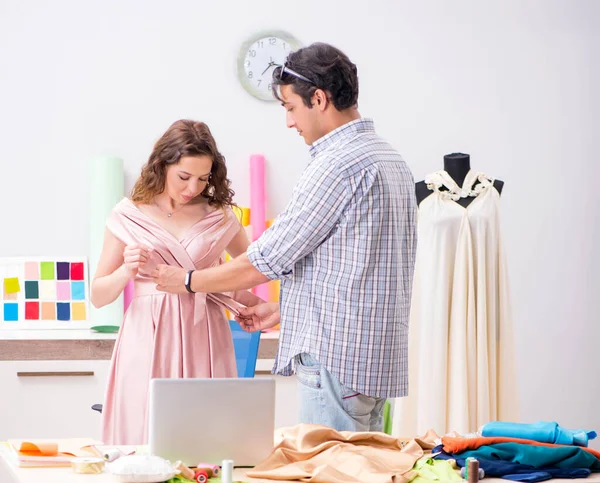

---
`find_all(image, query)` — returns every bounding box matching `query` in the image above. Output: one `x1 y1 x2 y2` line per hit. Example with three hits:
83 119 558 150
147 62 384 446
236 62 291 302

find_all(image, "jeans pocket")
340 384 377 418
295 353 322 389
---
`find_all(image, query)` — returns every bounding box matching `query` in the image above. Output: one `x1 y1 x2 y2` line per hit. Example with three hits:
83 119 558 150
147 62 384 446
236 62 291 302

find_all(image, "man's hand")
236 302 280 332
151 265 188 294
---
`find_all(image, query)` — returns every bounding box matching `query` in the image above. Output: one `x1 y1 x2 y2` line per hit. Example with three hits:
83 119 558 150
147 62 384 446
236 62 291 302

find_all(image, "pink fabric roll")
250 154 266 242
250 154 269 301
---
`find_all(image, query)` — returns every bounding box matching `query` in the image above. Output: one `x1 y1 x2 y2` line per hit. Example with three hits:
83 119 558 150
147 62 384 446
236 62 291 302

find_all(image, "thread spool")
194 469 208 483
221 459 234 483
102 448 123 462
460 467 485 480
196 462 220 477
71 457 105 474
461 458 484 481
196 467 214 478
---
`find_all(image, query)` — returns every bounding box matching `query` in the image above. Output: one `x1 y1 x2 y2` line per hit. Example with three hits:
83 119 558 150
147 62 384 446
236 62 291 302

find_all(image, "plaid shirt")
247 118 416 398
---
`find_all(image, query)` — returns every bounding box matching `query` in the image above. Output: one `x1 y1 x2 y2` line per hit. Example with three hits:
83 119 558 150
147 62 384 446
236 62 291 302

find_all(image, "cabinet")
0 331 288 442
0 360 110 440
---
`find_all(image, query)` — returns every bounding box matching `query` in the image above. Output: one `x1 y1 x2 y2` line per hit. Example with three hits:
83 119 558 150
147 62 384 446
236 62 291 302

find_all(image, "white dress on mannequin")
392 170 518 437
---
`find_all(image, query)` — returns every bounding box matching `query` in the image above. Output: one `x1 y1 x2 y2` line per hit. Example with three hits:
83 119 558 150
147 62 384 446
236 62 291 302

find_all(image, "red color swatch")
25 302 40 320
71 263 84 281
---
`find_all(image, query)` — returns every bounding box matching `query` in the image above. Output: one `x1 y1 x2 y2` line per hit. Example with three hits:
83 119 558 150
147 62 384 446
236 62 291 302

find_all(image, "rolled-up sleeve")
247 160 351 280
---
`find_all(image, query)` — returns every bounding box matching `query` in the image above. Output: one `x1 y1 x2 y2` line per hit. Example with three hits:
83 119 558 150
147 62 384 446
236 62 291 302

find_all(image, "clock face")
237 32 301 101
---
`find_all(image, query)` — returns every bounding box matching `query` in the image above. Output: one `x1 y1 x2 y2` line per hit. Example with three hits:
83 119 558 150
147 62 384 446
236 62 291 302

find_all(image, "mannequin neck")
443 153 471 187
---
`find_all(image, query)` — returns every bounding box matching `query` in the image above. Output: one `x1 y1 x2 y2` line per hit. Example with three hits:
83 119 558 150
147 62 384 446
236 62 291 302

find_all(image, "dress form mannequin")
415 153 504 207
393 152 517 438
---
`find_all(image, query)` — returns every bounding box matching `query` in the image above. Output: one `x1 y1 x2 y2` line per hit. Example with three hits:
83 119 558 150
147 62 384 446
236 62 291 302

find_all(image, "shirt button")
316 371 320 376
317 383 321 388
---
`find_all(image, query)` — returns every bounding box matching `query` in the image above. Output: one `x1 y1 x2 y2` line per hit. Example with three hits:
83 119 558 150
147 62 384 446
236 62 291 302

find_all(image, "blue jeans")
295 353 386 432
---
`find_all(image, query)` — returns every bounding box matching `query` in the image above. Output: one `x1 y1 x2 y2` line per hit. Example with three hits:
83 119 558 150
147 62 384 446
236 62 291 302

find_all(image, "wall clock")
237 31 303 101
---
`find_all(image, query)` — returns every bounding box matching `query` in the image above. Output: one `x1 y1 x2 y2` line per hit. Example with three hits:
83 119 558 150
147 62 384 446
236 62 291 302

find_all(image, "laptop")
148 378 276 467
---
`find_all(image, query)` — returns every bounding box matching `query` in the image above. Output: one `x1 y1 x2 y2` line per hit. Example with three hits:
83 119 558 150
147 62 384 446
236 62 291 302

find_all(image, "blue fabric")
229 320 260 377
482 421 597 447
434 446 593 482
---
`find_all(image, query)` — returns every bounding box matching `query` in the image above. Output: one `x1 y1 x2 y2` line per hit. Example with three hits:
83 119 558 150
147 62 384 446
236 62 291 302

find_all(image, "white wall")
1 0 599 440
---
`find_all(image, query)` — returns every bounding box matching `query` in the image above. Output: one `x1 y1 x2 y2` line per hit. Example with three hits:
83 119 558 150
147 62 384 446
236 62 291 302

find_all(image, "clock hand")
261 62 275 75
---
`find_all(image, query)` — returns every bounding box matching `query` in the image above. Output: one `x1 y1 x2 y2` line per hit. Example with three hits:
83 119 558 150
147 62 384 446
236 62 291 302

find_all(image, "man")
152 42 417 432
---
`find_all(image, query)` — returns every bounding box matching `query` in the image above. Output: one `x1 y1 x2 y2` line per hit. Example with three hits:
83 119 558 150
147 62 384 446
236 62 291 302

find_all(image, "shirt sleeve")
247 160 351 280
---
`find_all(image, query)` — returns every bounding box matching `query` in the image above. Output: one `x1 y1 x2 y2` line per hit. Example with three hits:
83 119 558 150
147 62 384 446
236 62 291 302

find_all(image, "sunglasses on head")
278 64 317 86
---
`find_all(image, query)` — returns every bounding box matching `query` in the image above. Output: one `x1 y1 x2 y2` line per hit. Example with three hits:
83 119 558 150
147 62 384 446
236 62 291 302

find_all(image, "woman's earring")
206 184 215 197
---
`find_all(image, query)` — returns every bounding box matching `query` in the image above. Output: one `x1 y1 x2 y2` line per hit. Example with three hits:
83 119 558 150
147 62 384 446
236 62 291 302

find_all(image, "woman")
92 119 259 444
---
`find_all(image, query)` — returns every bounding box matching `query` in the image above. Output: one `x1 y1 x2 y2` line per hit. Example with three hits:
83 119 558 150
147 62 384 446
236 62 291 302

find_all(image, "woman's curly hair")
131 120 234 208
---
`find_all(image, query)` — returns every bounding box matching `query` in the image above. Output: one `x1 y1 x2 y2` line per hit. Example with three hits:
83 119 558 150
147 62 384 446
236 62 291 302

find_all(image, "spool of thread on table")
461 467 485 480
102 448 122 462
221 459 233 483
461 458 484 481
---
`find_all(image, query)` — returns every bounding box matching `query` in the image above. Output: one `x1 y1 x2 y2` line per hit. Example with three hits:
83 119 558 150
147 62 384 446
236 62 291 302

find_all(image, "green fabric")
383 399 392 435
458 443 600 470
409 457 462 482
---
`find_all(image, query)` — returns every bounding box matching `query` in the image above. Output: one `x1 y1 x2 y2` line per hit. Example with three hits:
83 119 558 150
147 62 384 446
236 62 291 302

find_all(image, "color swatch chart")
0 257 90 328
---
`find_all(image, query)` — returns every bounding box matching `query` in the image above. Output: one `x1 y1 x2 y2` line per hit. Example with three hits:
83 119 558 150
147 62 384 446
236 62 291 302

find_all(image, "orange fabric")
18 442 63 457
442 436 600 459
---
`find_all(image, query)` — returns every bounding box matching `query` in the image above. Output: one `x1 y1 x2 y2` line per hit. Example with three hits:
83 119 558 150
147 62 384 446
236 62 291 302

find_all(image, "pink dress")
101 198 256 444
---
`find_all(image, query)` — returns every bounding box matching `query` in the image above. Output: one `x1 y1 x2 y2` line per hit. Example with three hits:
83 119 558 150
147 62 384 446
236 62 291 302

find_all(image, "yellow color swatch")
71 303 87 321
4 278 20 294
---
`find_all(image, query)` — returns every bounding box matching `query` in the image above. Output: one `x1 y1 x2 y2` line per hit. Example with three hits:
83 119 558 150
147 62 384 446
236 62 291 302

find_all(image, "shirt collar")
309 118 375 160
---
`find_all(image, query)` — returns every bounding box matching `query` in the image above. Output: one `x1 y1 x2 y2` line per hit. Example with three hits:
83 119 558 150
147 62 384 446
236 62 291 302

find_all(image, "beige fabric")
247 424 439 483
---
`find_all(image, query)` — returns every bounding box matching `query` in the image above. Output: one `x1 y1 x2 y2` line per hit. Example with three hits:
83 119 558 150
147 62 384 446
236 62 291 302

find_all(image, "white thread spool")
102 448 122 462
221 459 233 483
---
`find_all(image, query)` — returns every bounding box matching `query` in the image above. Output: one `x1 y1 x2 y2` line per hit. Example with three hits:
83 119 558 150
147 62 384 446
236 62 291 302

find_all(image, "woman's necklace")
154 199 183 218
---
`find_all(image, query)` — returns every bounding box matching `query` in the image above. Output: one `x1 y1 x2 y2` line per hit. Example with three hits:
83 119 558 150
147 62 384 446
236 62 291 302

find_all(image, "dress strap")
425 170 494 201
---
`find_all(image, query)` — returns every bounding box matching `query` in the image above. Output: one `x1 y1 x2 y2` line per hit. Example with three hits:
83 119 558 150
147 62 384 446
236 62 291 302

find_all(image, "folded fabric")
442 436 600 459
247 424 439 483
409 457 462 482
7 439 101 468
457 442 600 470
434 446 592 483
482 421 597 447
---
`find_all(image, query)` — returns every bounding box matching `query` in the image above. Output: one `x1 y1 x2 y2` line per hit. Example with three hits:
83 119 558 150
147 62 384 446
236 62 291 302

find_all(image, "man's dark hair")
272 42 359 110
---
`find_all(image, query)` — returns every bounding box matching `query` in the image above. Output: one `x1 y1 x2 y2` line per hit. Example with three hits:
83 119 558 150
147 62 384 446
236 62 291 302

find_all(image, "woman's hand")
123 244 152 277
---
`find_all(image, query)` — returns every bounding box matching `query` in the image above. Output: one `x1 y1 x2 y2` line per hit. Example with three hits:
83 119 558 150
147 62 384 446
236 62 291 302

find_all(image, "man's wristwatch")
184 270 195 293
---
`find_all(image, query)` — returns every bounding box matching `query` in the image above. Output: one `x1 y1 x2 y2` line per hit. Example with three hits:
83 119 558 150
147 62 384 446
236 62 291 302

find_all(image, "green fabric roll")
383 399 392 435
89 156 124 325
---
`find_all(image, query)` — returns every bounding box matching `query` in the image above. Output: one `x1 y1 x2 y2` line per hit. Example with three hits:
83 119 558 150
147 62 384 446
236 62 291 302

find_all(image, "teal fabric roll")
482 421 597 447
89 156 124 325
